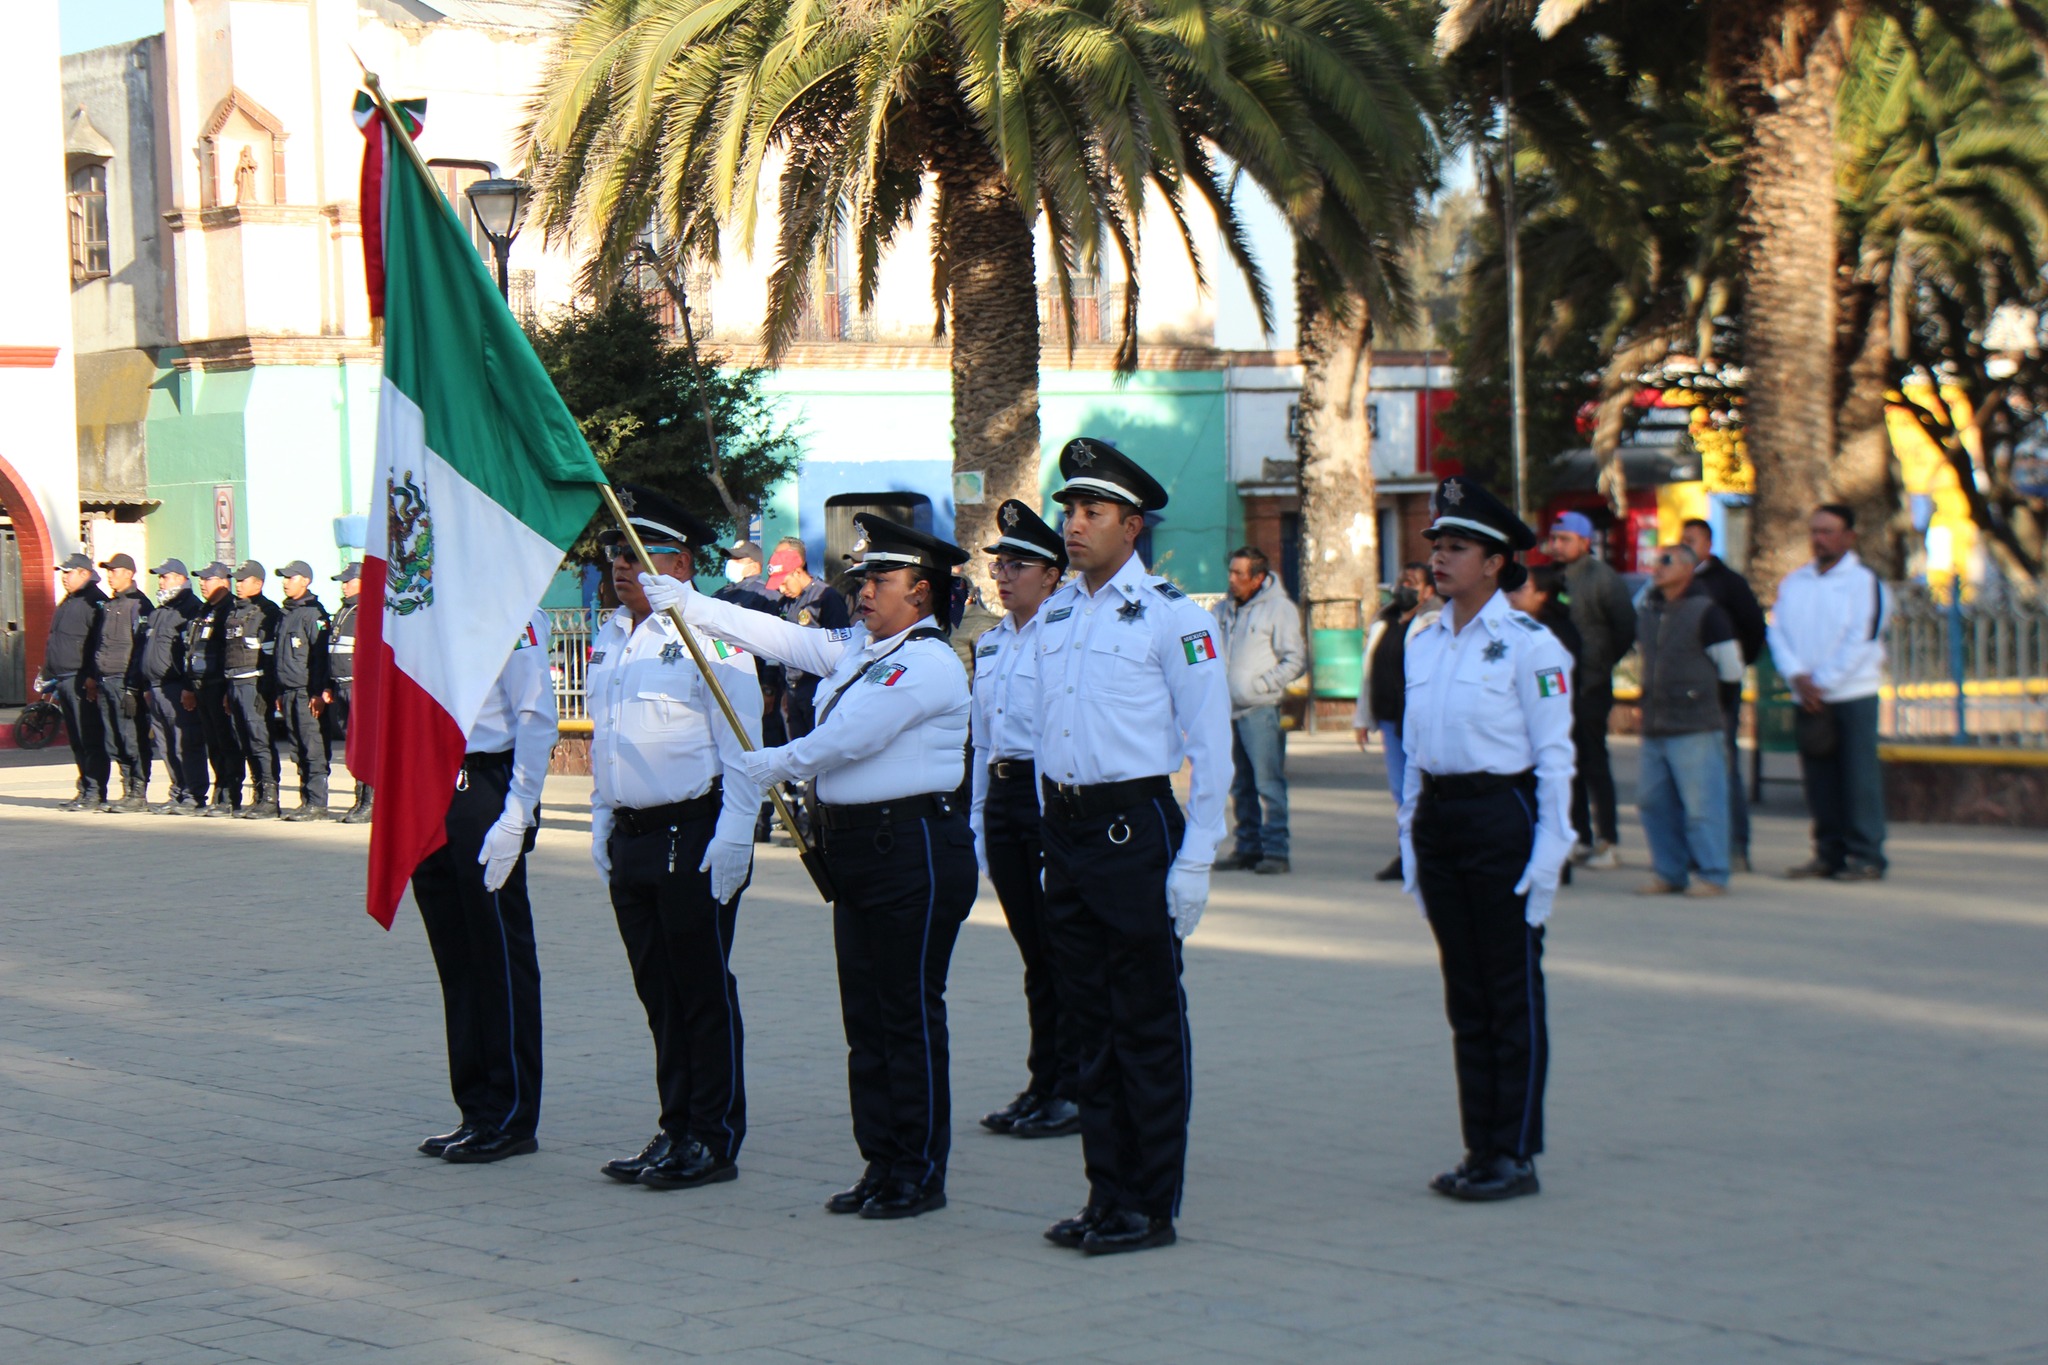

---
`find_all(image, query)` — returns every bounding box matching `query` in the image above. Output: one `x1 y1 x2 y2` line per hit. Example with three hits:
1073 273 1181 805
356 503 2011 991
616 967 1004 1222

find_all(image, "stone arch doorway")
0 451 56 697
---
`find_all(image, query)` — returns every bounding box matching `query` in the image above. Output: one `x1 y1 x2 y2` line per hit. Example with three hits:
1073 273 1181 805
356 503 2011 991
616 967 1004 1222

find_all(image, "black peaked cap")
617 482 721 555
1421 476 1537 552
983 499 1067 569
1051 437 1168 512
847 514 969 574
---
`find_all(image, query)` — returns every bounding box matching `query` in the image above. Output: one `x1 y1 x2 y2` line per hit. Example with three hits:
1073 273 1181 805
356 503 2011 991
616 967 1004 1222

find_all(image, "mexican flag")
352 90 607 928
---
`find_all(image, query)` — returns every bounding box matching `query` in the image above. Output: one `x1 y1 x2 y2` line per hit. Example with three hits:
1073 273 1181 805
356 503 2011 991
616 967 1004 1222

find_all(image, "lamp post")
464 177 532 302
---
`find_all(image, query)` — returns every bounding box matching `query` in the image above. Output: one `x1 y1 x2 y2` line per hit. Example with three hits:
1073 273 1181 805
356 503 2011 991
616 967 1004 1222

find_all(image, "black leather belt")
816 792 956 831
989 758 1035 782
1040 775 1173 822
462 749 515 775
615 784 722 837
1419 769 1535 802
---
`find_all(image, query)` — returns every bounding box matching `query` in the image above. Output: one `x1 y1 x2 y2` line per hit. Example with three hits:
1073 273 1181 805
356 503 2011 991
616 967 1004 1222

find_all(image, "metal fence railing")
546 608 600 723
1882 583 2048 747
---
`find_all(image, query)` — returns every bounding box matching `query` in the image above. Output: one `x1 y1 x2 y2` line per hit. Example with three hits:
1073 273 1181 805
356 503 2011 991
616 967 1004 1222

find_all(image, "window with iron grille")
68 164 111 282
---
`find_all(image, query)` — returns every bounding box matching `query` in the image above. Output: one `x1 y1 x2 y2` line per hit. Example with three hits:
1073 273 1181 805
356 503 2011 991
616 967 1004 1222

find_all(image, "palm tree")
523 0 1434 572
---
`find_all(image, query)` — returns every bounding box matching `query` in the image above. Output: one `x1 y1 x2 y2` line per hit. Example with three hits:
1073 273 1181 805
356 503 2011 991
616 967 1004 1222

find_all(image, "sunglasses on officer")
608 544 683 562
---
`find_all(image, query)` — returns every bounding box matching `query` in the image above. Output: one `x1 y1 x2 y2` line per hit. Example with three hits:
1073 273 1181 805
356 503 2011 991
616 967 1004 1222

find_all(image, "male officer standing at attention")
325 563 372 823
273 561 333 820
1032 437 1231 1256
413 609 558 1165
183 563 244 816
1401 477 1575 1202
90 553 154 813
223 561 284 819
141 559 209 814
588 490 762 1190
40 553 110 810
971 500 1080 1141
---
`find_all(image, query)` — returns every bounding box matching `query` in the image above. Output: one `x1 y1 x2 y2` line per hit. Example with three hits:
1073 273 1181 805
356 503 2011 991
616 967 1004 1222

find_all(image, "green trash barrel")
1754 653 1798 755
1311 627 1365 700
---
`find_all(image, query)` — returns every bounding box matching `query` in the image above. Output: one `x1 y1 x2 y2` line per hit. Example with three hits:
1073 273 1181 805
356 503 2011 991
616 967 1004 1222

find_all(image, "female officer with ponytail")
1399 477 1576 1203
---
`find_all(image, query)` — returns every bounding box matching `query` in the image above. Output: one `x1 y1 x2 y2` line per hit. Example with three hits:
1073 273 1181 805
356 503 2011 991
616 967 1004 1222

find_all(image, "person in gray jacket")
1211 547 1307 874
1546 512 1637 869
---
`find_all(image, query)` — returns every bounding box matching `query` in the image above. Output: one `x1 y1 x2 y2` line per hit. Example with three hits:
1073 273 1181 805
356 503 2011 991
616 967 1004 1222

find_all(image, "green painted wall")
145 365 252 569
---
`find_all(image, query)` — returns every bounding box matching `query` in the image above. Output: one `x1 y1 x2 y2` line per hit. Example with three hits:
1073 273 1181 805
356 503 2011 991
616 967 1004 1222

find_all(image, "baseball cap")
1550 511 1595 540
766 546 804 589
57 552 95 572
196 561 232 582
333 561 362 584
234 559 266 581
728 540 764 563
99 552 137 572
278 559 315 580
151 558 189 577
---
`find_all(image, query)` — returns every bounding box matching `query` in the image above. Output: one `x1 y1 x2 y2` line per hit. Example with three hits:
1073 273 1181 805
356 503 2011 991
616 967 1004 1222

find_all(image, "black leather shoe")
1043 1204 1107 1248
1211 851 1260 871
1446 1154 1539 1202
1080 1209 1175 1255
825 1172 886 1214
418 1123 478 1157
1010 1097 1080 1138
1832 860 1885 882
1428 1152 1488 1196
639 1138 738 1190
1375 856 1404 882
858 1178 946 1219
980 1090 1047 1134
602 1132 674 1183
441 1127 538 1164
1252 857 1292 875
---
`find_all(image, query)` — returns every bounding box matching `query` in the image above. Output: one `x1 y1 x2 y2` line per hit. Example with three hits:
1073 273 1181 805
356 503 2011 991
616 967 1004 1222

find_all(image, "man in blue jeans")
1633 544 1744 898
1212 547 1306 874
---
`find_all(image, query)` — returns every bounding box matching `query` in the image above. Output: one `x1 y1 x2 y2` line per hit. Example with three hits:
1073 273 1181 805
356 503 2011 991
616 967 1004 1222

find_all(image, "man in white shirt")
1766 504 1891 881
970 499 1079 1140
589 489 762 1190
411 609 558 1164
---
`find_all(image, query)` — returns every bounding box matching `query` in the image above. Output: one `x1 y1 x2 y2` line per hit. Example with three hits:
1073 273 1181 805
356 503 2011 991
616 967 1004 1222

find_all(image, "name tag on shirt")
1046 606 1073 624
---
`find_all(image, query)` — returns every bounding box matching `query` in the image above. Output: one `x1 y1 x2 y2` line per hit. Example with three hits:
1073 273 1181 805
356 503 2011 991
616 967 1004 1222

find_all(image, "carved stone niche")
198 87 288 210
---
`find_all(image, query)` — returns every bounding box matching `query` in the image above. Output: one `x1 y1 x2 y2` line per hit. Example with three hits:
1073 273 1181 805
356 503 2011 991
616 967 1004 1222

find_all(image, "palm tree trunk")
1833 270 1900 575
939 138 1041 594
1296 265 1378 632
1722 1 1854 598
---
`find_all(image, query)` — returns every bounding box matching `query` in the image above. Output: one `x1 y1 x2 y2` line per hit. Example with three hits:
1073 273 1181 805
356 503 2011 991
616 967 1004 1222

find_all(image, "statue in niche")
233 146 259 205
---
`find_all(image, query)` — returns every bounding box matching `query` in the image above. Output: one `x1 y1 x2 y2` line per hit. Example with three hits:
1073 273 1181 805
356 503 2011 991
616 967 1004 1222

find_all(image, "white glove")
478 814 529 892
733 748 777 790
1166 862 1209 940
974 829 989 878
701 838 754 904
1514 826 1574 926
591 806 615 881
638 571 688 616
1400 834 1426 919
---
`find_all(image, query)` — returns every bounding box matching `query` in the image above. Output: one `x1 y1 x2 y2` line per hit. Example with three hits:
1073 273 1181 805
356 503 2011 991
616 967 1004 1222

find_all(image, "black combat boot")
60 780 103 812
238 783 281 819
339 785 374 825
102 766 150 813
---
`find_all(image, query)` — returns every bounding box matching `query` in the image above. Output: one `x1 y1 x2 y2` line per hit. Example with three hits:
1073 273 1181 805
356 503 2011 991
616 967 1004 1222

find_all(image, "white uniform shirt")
969 609 1044 843
466 611 559 826
586 606 764 846
1398 590 1577 923
1766 550 1890 703
1031 553 1231 870
680 587 970 804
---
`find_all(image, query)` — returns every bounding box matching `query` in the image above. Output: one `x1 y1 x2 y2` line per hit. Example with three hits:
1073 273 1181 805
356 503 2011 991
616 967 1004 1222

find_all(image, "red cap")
766 547 803 589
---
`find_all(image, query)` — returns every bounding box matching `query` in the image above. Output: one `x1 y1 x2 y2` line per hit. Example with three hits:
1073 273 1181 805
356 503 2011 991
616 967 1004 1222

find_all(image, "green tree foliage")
526 290 799 556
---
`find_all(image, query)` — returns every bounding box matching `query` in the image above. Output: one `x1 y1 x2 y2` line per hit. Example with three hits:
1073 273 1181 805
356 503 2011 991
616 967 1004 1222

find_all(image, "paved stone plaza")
1 734 2043 1364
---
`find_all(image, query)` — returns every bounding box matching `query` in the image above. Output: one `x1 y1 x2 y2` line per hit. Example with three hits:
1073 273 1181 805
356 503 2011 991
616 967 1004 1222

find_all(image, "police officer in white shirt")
412 608 558 1165
589 489 762 1190
644 514 975 1221
1032 437 1231 1257
1399 477 1575 1202
970 499 1081 1141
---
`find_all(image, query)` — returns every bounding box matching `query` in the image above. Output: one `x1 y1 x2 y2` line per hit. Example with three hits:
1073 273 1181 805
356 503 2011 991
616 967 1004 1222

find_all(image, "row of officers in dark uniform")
403 440 1572 1259
37 553 370 822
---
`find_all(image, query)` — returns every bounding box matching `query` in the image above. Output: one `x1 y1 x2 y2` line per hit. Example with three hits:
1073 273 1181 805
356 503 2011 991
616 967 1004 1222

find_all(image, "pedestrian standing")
325 563 372 823
717 538 786 842
1633 545 1744 898
90 553 154 813
413 610 558 1164
1544 511 1635 870
182 563 245 816
970 499 1080 1141
1680 519 1767 873
1211 547 1306 875
1401 477 1574 1202
1031 437 1231 1257
1357 563 1440 880
223 562 284 819
274 561 334 821
651 515 976 1221
587 491 761 1190
141 559 209 814
1767 504 1891 881
39 553 110 811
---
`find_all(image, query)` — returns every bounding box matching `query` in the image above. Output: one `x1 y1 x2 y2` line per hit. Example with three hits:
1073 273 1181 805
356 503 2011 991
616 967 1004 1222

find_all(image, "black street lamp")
465 177 532 301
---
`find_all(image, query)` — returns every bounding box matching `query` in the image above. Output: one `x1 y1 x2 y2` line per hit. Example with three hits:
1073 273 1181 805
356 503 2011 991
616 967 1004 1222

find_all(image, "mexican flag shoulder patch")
1536 666 1568 698
1181 631 1217 664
